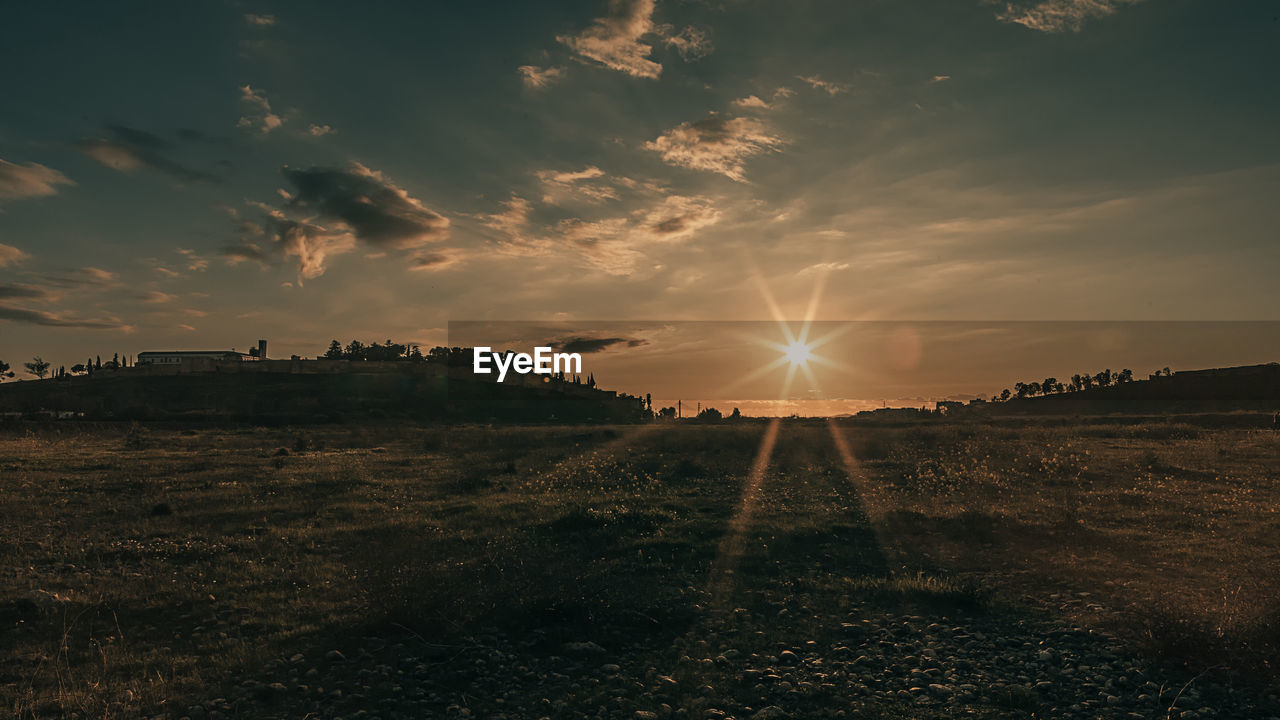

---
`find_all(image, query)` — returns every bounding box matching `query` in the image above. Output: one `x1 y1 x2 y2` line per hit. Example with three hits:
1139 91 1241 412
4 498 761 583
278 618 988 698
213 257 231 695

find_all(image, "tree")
697 407 723 422
1081 373 1094 390
657 406 676 419
1094 368 1113 387
1014 382 1029 398
407 344 424 362
729 407 742 421
324 340 343 359
999 388 1011 402
344 340 365 360
645 393 652 411
1070 374 1084 392
1042 377 1060 395
0 360 12 381
71 363 87 375
24 356 51 379
1117 368 1134 384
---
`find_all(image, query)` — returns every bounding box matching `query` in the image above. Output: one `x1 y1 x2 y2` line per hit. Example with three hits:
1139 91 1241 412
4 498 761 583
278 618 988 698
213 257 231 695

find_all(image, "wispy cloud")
557 0 710 79
645 115 783 182
74 125 220 183
535 166 619 204
558 0 663 78
140 291 177 304
995 0 1144 33
0 243 29 267
0 282 52 300
237 85 284 134
797 74 849 95
0 159 74 201
518 65 566 89
244 13 276 27
0 304 128 329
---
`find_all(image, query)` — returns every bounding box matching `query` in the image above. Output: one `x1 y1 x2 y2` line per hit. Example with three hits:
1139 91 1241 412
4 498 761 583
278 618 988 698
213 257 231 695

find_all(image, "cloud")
177 323 197 331
484 192 720 274
0 243 29 267
0 159 74 201
731 95 771 110
995 0 1143 33
408 249 464 272
797 75 849 95
556 0 709 79
282 163 450 249
233 208 357 281
71 267 116 283
550 335 647 354
307 123 335 137
75 126 221 182
799 261 851 275
518 65 566 89
558 0 663 78
637 194 721 241
140 291 177 304
0 304 127 329
0 282 51 300
931 75 952 83
645 115 783 181
244 13 276 26
237 85 284 134
660 25 712 61
483 196 536 242
221 241 270 266
177 248 209 271
536 166 619 204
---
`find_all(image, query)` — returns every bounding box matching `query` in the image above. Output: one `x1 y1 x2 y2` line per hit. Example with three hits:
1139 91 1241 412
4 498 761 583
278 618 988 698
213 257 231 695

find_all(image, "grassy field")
1 420 1278 719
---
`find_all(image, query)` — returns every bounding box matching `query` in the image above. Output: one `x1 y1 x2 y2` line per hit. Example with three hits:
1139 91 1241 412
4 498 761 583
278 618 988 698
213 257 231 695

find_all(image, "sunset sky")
1 1 1278 405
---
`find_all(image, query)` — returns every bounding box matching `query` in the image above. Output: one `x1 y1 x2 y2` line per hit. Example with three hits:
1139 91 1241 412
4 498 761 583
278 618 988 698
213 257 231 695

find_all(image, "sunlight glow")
783 339 813 366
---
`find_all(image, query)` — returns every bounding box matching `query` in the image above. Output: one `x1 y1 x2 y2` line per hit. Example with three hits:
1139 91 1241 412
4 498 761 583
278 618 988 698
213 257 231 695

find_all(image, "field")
2 420 1279 719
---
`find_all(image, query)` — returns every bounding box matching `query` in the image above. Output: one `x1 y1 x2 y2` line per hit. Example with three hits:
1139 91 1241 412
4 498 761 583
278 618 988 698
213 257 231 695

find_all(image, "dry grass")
836 420 1280 684
0 419 1277 717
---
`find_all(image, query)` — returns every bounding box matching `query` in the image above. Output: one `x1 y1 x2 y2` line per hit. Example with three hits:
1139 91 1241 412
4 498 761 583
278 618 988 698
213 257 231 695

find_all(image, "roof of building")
137 350 250 356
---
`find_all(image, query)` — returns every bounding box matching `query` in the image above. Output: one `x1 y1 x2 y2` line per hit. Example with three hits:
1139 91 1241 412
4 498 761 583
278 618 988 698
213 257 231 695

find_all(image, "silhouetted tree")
730 407 742 421
657 406 676 419
1117 368 1134 383
0 360 11 381
71 363 87 375
587 373 596 388
999 388 1011 402
1069 374 1084 392
1094 368 1113 387
1042 377 1060 395
408 344 424 362
324 340 343 359
24 356 51 379
697 407 722 422
1014 382 1029 398
344 340 365 360
645 393 652 411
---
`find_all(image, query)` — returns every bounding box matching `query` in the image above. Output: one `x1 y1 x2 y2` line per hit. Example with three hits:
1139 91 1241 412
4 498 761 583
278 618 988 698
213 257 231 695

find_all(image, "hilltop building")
137 340 267 367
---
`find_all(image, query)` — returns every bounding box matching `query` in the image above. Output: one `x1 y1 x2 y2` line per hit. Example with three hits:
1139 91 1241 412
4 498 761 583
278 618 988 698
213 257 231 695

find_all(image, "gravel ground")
177 590 1280 720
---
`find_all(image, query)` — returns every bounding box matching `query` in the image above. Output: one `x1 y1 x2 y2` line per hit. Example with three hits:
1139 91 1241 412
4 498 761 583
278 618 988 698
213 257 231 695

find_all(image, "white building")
137 340 267 366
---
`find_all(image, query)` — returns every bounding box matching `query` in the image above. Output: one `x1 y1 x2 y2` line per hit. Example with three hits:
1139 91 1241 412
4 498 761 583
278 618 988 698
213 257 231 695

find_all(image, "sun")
783 339 813 366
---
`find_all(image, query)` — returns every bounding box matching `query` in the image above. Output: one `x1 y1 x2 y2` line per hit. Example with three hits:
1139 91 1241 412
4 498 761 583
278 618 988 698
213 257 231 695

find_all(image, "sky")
1 0 1278 406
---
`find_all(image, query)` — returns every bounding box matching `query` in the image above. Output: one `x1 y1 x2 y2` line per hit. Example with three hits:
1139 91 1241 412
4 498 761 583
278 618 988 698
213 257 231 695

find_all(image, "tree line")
992 367 1171 401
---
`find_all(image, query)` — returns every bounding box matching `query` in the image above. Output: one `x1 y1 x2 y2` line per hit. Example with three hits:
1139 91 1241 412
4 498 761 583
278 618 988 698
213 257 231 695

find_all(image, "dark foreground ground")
2 419 1278 719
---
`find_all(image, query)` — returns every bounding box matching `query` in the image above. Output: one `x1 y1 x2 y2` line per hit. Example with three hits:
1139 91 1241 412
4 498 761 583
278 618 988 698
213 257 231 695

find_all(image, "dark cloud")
32 267 119 289
550 336 647 354
283 163 450 249
0 304 126 329
0 283 52 300
74 125 221 183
